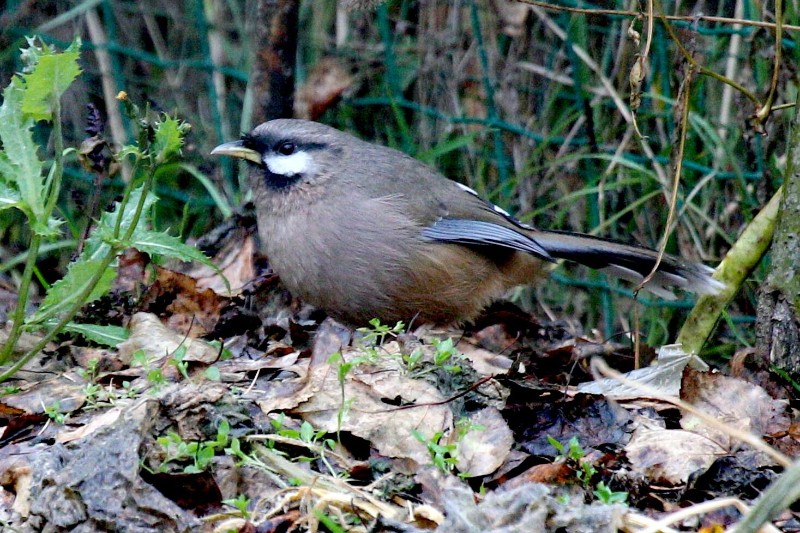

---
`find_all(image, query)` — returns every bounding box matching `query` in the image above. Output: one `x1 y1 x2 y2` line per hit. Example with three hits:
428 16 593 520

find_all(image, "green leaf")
61 323 129 347
0 181 22 212
84 186 158 259
21 43 82 121
204 366 221 381
0 78 44 221
129 228 213 265
28 259 116 324
153 116 185 163
178 163 233 218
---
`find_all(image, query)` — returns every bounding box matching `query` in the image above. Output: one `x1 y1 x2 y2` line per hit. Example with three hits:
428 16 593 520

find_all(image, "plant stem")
0 233 43 365
0 163 157 382
0 97 68 365
0 244 119 381
43 97 64 219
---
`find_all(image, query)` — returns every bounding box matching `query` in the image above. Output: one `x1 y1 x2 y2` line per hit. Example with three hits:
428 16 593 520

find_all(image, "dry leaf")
625 427 724 485
56 408 122 444
291 348 453 466
455 406 513 477
118 312 219 365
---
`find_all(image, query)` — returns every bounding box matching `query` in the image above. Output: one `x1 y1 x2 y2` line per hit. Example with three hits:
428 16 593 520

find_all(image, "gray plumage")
212 119 724 326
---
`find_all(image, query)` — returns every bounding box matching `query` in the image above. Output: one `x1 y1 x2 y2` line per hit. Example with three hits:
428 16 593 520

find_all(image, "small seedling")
413 430 459 473
156 419 231 473
132 349 166 389
44 401 65 424
594 481 628 504
77 358 100 382
222 494 251 519
548 436 628 504
357 318 405 346
168 344 190 381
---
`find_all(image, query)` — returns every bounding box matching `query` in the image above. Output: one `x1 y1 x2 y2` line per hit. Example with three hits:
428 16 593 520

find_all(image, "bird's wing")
406 176 553 258
420 218 553 260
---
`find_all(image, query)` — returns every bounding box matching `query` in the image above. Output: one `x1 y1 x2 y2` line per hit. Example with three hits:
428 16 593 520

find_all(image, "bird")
212 119 723 326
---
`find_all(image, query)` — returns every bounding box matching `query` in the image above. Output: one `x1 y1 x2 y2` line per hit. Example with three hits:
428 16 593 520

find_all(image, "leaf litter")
0 216 798 531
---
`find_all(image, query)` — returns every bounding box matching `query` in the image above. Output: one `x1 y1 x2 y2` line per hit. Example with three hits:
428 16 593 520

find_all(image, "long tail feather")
531 230 724 299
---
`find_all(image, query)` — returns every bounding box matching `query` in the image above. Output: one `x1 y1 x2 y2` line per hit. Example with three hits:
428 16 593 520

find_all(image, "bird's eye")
277 141 296 156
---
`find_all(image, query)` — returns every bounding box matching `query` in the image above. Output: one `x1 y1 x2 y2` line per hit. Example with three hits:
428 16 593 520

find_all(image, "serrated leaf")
83 186 158 259
21 48 82 120
61 322 129 347
0 78 44 220
29 260 116 324
130 228 213 265
0 181 21 211
153 116 184 163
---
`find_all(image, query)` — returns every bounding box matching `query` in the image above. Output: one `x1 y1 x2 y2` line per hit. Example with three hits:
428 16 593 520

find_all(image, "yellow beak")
210 140 262 164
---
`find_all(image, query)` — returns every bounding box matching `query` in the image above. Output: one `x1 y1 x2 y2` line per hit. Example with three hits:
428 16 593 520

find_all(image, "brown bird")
212 119 722 326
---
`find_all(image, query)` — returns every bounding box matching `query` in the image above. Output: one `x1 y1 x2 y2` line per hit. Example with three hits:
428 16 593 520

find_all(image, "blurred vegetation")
0 0 795 354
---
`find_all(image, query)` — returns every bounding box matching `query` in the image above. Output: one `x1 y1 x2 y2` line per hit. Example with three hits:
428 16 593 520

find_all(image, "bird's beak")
210 140 262 164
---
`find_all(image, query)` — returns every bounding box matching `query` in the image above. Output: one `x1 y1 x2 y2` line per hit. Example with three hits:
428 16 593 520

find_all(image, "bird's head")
211 119 345 191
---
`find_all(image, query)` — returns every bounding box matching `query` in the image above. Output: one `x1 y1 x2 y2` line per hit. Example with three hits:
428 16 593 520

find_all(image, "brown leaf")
139 267 229 338
294 58 353 120
118 312 219 365
455 406 513 477
188 234 256 296
290 345 454 466
681 367 790 455
625 427 724 485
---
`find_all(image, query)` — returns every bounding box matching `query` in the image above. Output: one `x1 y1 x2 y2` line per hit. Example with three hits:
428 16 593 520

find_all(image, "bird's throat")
262 167 302 190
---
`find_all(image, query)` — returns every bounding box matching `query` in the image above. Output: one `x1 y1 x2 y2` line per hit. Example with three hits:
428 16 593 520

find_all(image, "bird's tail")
530 230 724 299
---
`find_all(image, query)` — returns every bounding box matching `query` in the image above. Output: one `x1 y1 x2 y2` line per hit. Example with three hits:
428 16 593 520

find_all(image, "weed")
222 494 251 519
413 430 458 473
43 401 65 424
155 419 231 474
0 37 214 382
548 436 628 504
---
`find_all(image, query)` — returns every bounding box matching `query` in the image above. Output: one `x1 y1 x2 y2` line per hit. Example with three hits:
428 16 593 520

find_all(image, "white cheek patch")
264 151 314 176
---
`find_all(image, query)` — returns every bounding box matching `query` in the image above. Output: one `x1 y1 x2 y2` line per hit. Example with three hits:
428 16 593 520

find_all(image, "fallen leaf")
56 408 122 443
139 267 229 337
625 426 724 485
680 368 790 464
455 406 513 477
118 312 219 365
291 348 453 466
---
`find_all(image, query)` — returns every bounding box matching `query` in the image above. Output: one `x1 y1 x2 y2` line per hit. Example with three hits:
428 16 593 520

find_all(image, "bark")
755 93 800 375
250 0 300 123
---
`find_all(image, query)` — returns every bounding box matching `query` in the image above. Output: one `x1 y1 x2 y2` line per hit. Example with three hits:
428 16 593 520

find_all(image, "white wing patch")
492 204 511 217
455 180 532 227
264 151 314 176
456 182 480 196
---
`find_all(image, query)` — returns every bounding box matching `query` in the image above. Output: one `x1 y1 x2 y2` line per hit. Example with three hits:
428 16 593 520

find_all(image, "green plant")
313 510 350 533
43 401 65 424
0 37 215 381
413 430 458 473
0 386 21 396
403 337 465 377
548 436 628 504
593 481 628 504
156 419 231 474
548 435 596 487
131 349 166 389
430 337 463 372
356 318 405 346
167 345 190 381
222 494 251 519
267 414 340 477
77 358 100 382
